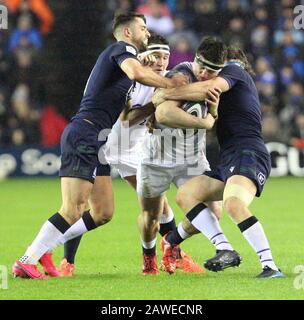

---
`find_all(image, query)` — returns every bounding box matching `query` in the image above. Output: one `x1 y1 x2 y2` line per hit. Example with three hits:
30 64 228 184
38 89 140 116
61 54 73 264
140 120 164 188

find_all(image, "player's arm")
155 100 215 130
153 77 229 105
120 100 155 127
120 58 187 88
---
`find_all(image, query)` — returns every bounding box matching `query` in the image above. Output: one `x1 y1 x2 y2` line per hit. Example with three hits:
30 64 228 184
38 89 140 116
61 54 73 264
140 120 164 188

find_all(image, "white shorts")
137 161 210 198
112 162 137 179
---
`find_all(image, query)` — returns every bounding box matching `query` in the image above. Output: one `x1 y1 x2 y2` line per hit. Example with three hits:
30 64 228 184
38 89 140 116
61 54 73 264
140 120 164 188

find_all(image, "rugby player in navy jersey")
12 12 187 280
58 34 203 276
152 45 283 278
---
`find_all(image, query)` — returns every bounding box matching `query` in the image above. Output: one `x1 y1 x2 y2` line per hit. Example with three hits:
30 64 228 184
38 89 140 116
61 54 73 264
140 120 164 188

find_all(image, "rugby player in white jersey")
137 37 235 275
104 34 204 274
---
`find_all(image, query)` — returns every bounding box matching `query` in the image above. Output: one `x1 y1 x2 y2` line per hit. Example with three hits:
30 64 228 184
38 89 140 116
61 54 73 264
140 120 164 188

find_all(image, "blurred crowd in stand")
0 0 67 147
0 0 303 151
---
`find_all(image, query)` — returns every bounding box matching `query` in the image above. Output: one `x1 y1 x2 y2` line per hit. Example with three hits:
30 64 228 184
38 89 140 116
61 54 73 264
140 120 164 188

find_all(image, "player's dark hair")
196 36 227 65
112 12 146 33
148 33 169 46
227 45 255 76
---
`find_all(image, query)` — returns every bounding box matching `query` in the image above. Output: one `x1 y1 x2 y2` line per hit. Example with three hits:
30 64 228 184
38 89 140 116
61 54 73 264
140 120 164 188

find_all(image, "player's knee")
97 212 113 226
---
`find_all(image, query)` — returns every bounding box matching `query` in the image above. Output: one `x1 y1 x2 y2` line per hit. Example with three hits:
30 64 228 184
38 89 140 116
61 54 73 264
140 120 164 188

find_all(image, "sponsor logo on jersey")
257 172 266 185
229 166 235 173
92 167 97 179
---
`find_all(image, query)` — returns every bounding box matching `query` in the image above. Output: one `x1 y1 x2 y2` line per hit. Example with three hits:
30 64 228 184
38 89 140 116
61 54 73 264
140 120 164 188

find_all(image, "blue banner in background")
0 143 304 178
0 146 61 178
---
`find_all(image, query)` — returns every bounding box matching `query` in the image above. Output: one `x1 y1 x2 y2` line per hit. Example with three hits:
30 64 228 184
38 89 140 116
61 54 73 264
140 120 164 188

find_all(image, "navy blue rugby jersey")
72 41 138 129
217 64 267 153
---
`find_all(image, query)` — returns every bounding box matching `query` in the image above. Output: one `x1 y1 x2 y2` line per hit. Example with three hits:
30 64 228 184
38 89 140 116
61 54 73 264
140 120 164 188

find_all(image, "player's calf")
89 197 114 226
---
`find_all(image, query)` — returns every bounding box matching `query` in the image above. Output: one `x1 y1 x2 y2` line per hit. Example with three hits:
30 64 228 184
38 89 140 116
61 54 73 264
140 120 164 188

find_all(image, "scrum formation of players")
12 12 283 280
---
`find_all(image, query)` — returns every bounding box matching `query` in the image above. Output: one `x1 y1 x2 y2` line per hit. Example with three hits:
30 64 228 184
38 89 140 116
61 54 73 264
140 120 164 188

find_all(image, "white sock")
141 238 157 249
177 222 191 240
62 218 88 244
191 207 234 251
241 220 278 271
19 220 65 264
48 218 89 251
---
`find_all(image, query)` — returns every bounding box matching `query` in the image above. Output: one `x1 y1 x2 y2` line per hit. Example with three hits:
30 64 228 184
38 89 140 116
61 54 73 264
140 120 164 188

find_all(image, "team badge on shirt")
126 45 137 55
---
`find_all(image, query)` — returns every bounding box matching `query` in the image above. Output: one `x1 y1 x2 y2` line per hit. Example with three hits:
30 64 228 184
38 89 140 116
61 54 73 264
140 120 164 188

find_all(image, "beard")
139 39 148 51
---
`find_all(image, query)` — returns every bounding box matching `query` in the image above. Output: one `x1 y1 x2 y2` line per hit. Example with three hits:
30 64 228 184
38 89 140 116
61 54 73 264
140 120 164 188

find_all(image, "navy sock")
238 216 258 232
82 210 97 231
142 246 156 256
159 218 176 236
48 212 70 233
63 211 97 264
166 227 184 246
64 236 82 264
186 203 207 222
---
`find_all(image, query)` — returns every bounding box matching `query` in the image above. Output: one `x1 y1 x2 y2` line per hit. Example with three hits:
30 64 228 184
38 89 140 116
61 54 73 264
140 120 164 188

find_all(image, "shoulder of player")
220 64 247 77
218 65 248 86
172 61 193 72
110 41 138 56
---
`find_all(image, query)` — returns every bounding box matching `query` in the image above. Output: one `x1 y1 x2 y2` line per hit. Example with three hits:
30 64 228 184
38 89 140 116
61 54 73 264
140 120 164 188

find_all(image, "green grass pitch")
0 177 304 300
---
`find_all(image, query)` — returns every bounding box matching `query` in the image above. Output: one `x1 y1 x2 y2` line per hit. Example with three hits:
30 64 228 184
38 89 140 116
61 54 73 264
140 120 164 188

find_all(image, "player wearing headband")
58 34 201 276
136 37 228 275
153 45 283 278
104 35 171 185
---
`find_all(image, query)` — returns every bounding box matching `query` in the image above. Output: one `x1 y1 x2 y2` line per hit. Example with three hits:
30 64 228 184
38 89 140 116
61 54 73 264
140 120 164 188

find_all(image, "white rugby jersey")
140 62 209 167
104 81 155 168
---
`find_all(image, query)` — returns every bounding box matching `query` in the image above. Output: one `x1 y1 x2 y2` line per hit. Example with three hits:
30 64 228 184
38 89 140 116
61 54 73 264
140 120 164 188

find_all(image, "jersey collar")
225 60 245 69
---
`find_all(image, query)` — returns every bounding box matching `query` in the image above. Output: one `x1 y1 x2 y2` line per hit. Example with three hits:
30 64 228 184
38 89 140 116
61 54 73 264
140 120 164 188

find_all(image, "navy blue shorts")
204 148 271 197
59 119 110 183
96 163 111 177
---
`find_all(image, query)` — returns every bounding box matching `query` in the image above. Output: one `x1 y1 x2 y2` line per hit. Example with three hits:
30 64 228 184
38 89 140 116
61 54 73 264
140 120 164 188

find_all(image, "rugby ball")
182 101 207 118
